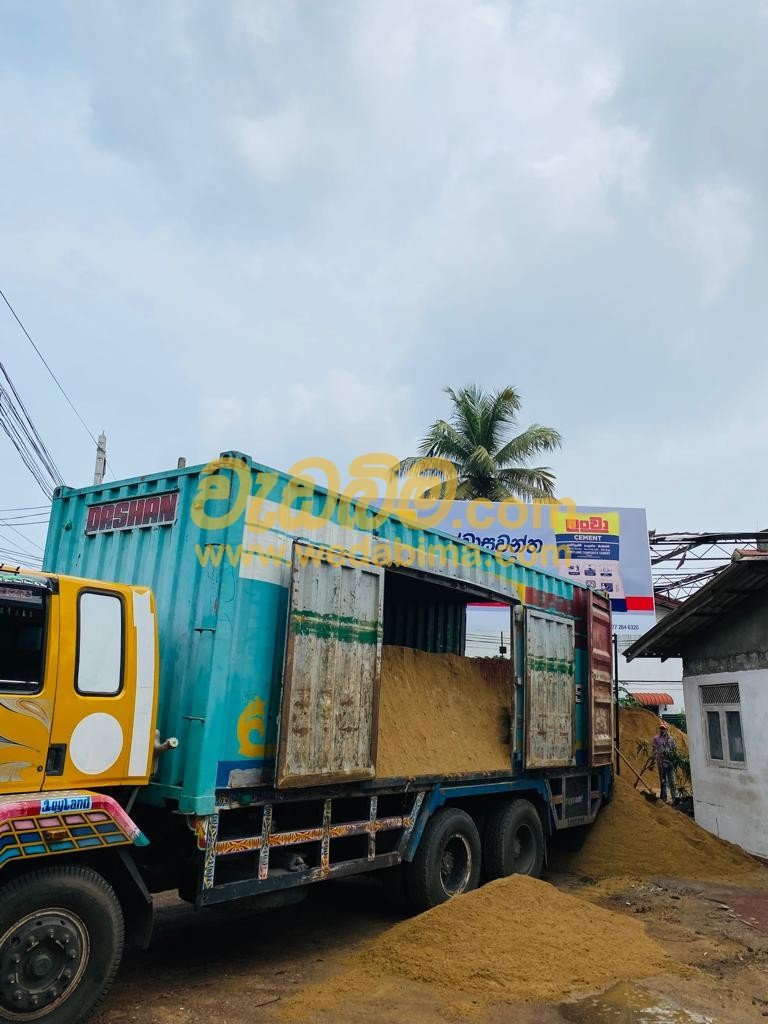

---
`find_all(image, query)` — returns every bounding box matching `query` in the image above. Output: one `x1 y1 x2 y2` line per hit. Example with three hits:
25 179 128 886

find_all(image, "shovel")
614 744 658 802
634 755 655 789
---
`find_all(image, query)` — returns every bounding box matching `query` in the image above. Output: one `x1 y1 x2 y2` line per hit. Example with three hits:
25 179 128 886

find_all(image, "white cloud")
229 100 307 182
232 0 295 45
1 0 767 535
666 184 753 302
200 395 247 436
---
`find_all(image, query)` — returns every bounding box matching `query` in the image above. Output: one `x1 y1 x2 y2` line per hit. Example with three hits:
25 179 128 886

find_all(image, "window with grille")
700 682 745 769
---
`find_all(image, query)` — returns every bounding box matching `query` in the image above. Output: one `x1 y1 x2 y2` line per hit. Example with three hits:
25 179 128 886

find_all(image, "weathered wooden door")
276 543 385 788
586 591 614 767
525 609 576 768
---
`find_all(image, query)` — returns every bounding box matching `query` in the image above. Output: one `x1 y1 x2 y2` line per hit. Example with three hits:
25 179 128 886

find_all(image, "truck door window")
76 591 124 695
0 586 45 694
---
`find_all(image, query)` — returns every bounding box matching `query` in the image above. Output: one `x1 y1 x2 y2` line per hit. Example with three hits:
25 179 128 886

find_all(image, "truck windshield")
0 585 46 693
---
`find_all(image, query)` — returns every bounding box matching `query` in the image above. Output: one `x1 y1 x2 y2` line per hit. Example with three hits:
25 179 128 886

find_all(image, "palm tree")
396 385 562 500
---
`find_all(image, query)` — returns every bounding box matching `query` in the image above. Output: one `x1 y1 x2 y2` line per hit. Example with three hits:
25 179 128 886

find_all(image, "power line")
0 529 40 559
0 520 43 552
0 363 63 483
0 287 116 478
0 505 49 512
0 514 49 524
0 548 42 565
0 362 64 500
0 288 95 444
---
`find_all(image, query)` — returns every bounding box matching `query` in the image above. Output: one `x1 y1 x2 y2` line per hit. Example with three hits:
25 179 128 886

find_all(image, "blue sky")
2 0 767 561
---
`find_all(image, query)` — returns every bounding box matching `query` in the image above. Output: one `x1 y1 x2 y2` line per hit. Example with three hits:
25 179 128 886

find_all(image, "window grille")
700 683 740 706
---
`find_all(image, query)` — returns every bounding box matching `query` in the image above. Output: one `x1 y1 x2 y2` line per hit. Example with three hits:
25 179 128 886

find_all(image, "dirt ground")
94 864 768 1024
93 715 764 1024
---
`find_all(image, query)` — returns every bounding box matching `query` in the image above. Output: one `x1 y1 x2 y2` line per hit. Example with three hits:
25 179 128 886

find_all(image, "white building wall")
620 604 684 710
684 668 768 859
620 646 684 710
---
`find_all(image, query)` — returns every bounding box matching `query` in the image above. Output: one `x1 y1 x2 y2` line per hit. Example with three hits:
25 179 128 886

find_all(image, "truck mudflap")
0 790 148 870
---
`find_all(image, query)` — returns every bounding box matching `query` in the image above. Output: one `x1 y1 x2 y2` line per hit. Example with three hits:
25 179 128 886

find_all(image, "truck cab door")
0 576 56 794
276 543 385 788
45 579 157 790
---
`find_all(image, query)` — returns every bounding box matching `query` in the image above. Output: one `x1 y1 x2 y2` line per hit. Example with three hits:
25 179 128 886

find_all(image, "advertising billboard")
402 501 654 640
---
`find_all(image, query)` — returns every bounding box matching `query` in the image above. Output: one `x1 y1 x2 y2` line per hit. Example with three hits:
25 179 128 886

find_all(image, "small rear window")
0 587 46 694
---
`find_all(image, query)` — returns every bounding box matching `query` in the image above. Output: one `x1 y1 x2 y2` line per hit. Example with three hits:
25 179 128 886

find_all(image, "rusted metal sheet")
276 544 384 788
525 609 576 768
586 592 614 767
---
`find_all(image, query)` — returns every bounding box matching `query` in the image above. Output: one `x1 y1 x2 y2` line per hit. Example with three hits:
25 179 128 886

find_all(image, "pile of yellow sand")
559 775 768 885
376 646 512 778
618 707 688 791
282 874 671 1017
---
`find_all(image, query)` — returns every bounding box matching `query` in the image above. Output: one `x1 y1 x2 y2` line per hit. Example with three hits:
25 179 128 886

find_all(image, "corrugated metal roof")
629 692 673 707
625 550 768 661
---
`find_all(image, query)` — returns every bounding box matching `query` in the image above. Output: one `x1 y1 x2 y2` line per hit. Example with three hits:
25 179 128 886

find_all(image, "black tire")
0 865 124 1024
405 807 482 913
483 798 545 881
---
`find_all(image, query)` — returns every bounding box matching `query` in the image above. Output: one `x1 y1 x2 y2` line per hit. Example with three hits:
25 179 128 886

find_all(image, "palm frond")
496 466 558 500
416 420 473 461
495 425 563 467
396 384 561 501
446 385 483 445
482 386 522 452
463 446 497 479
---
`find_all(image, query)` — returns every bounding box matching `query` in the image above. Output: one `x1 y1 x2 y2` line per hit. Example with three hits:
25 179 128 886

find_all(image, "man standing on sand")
652 721 677 803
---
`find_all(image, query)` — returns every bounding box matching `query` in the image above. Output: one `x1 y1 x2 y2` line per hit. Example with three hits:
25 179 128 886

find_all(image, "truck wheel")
0 866 124 1024
406 807 481 912
483 799 544 880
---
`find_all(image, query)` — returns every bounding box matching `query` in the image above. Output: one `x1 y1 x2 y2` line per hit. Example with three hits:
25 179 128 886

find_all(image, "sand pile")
618 707 688 790
282 875 671 1017
558 775 768 885
376 646 512 778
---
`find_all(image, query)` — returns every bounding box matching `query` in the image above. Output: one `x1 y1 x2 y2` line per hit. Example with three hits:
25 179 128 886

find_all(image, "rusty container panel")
586 591 614 767
277 544 384 788
525 609 576 768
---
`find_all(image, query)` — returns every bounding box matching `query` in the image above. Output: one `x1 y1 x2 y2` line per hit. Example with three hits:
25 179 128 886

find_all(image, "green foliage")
395 385 562 501
637 738 692 799
619 686 642 708
669 749 692 797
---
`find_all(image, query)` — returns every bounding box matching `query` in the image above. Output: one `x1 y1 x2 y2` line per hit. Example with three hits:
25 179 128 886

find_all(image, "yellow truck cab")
0 568 159 796
0 567 158 1024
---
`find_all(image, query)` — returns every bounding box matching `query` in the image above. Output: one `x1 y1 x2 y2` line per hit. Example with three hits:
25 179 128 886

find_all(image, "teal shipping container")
0 450 616 1024
44 451 613 816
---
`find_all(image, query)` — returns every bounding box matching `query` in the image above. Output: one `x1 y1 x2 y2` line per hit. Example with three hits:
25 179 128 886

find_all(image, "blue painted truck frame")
187 764 612 906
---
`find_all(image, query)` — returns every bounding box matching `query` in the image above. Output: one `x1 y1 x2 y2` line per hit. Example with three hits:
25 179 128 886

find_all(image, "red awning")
629 692 673 707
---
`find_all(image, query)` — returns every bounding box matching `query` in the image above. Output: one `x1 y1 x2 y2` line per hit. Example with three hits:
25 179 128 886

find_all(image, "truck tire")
406 807 481 912
0 865 124 1024
483 799 544 881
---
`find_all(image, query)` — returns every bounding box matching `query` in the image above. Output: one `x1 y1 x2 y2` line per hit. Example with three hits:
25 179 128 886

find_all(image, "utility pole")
93 432 107 485
613 632 620 775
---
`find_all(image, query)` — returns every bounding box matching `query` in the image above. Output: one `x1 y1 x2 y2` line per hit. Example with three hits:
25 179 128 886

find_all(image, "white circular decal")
69 713 124 775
